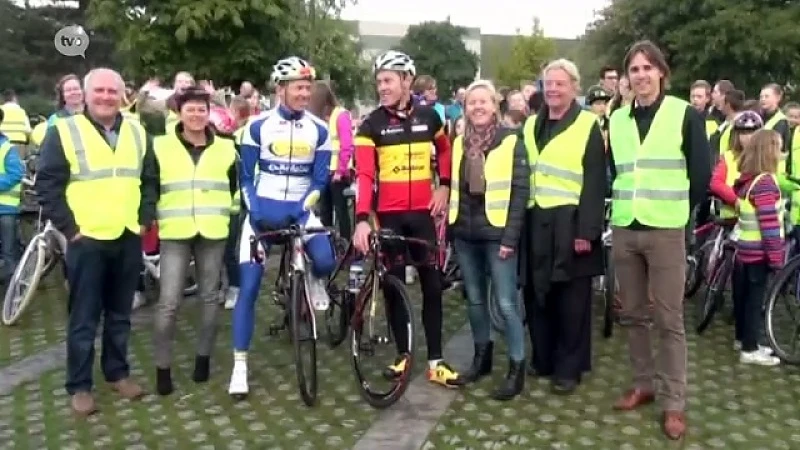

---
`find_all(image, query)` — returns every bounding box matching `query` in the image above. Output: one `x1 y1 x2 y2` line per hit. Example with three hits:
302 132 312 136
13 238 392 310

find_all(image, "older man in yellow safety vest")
35 68 159 417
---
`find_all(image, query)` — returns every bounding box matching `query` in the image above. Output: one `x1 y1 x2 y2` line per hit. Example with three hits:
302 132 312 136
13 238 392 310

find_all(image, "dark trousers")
0 214 19 283
319 180 352 238
732 261 769 351
526 276 592 382
224 213 241 288
65 230 141 394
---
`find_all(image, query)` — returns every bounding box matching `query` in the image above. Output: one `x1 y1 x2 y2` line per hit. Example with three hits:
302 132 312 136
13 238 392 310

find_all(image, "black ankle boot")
156 367 173 396
193 355 210 383
492 359 525 401
462 342 493 383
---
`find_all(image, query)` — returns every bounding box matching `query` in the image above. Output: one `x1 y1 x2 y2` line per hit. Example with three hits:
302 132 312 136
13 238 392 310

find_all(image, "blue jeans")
455 239 525 362
0 214 19 283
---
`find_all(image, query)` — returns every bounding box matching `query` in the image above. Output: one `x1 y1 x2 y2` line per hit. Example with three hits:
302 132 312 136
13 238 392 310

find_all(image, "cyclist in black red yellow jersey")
352 50 463 387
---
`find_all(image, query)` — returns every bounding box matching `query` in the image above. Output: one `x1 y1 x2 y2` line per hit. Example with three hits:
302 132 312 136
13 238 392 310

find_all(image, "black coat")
518 102 607 300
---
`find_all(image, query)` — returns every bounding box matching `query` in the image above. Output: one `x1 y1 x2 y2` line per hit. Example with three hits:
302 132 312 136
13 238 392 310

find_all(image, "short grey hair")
542 58 581 87
83 68 125 93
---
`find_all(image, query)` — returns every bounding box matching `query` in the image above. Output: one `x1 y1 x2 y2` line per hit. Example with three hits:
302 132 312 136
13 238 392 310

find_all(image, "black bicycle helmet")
586 85 613 105
733 110 763 131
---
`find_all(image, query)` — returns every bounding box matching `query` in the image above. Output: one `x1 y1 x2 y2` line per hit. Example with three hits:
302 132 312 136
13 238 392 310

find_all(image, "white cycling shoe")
228 361 249 399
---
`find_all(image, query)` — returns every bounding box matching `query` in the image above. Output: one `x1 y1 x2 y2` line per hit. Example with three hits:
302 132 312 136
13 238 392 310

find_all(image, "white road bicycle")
2 177 67 325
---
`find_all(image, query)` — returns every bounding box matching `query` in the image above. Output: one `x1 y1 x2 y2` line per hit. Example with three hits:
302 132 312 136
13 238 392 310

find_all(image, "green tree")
494 19 556 89
580 0 800 95
87 0 361 90
397 20 479 99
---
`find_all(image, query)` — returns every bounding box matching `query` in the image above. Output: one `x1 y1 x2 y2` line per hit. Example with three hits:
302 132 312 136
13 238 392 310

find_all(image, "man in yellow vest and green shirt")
521 59 607 396
607 42 711 441
36 68 160 417
0 89 31 145
150 86 238 396
0 108 25 286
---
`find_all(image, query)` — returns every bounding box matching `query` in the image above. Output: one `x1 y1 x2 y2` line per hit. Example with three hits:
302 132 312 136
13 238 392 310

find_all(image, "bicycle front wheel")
291 270 317 406
2 235 47 325
351 273 415 409
696 251 733 334
766 255 800 364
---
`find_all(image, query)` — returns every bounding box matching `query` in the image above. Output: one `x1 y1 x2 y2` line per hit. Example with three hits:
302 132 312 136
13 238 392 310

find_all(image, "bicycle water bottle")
348 259 365 294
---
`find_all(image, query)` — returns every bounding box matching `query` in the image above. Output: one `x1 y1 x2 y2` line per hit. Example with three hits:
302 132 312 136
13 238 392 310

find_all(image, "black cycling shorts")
376 211 437 268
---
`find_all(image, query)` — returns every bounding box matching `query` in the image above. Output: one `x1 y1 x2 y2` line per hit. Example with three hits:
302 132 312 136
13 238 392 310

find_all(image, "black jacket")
35 112 159 240
450 127 530 248
521 101 607 294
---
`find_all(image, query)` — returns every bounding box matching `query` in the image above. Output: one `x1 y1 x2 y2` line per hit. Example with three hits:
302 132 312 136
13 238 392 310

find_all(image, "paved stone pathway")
3 276 800 449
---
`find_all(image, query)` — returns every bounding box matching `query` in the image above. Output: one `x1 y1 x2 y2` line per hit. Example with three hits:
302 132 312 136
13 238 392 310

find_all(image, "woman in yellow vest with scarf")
522 59 607 396
448 80 529 400
150 87 238 396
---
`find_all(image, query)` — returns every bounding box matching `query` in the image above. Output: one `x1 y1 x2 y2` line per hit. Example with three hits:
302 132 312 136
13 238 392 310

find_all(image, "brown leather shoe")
71 391 97 417
109 378 145 401
613 388 655 411
663 410 686 440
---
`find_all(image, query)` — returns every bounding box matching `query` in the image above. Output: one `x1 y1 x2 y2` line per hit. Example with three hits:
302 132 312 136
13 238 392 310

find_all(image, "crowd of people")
0 36 798 442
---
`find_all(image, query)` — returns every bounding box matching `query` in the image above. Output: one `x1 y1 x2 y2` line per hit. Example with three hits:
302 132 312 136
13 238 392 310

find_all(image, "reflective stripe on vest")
0 141 21 207
789 127 800 224
609 95 690 228
530 111 595 208
449 134 516 227
154 133 235 239
738 173 784 244
57 115 145 240
521 115 537 207
0 105 29 144
719 150 740 219
705 119 718 139
328 106 343 171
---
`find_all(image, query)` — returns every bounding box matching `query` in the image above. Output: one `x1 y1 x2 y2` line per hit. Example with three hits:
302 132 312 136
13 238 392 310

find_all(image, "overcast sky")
340 0 610 38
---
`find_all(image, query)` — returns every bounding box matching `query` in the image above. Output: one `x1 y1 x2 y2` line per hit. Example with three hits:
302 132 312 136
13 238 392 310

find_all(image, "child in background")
732 129 785 366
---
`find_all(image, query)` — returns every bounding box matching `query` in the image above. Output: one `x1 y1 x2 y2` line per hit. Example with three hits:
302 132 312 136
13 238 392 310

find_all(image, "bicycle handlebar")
370 228 435 249
249 225 334 263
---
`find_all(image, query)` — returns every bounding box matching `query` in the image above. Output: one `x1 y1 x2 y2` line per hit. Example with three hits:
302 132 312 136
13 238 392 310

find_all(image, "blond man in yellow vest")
150 86 237 396
0 110 25 284
35 68 159 417
521 59 607 396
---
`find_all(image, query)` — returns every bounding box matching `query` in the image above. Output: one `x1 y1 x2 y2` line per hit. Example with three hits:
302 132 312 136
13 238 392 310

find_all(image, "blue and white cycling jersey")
239 105 331 223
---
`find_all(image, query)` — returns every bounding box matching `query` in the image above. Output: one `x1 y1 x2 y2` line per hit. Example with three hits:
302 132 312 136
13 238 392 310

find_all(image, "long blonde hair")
738 129 782 175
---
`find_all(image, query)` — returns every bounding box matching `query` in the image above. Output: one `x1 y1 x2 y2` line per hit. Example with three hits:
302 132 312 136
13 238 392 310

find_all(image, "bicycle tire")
603 246 615 338
765 255 800 364
325 288 351 348
2 235 46 325
290 270 317 406
351 273 415 409
696 251 733 334
685 240 712 299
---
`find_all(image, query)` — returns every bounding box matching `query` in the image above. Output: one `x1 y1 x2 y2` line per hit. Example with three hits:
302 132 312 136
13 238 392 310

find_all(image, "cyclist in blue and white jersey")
228 57 336 398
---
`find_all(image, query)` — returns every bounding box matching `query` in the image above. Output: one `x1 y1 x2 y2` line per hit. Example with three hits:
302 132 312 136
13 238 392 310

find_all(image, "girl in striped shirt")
731 129 785 365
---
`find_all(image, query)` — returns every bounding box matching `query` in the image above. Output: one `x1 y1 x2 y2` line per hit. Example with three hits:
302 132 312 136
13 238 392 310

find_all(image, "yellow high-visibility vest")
765 110 788 173
738 173 784 244
0 141 21 207
527 111 596 209
609 96 690 228
449 134 517 227
56 115 145 240
719 150 740 219
0 104 29 144
154 133 235 239
521 115 537 207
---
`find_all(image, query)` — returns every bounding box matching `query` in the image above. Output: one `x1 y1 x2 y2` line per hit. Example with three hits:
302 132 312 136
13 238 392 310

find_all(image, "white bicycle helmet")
373 50 416 76
271 57 316 83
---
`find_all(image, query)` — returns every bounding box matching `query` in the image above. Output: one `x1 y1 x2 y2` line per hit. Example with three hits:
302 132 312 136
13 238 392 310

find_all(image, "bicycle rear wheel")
351 273 415 409
766 256 800 364
290 270 317 406
325 287 351 348
2 235 47 325
696 251 733 334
